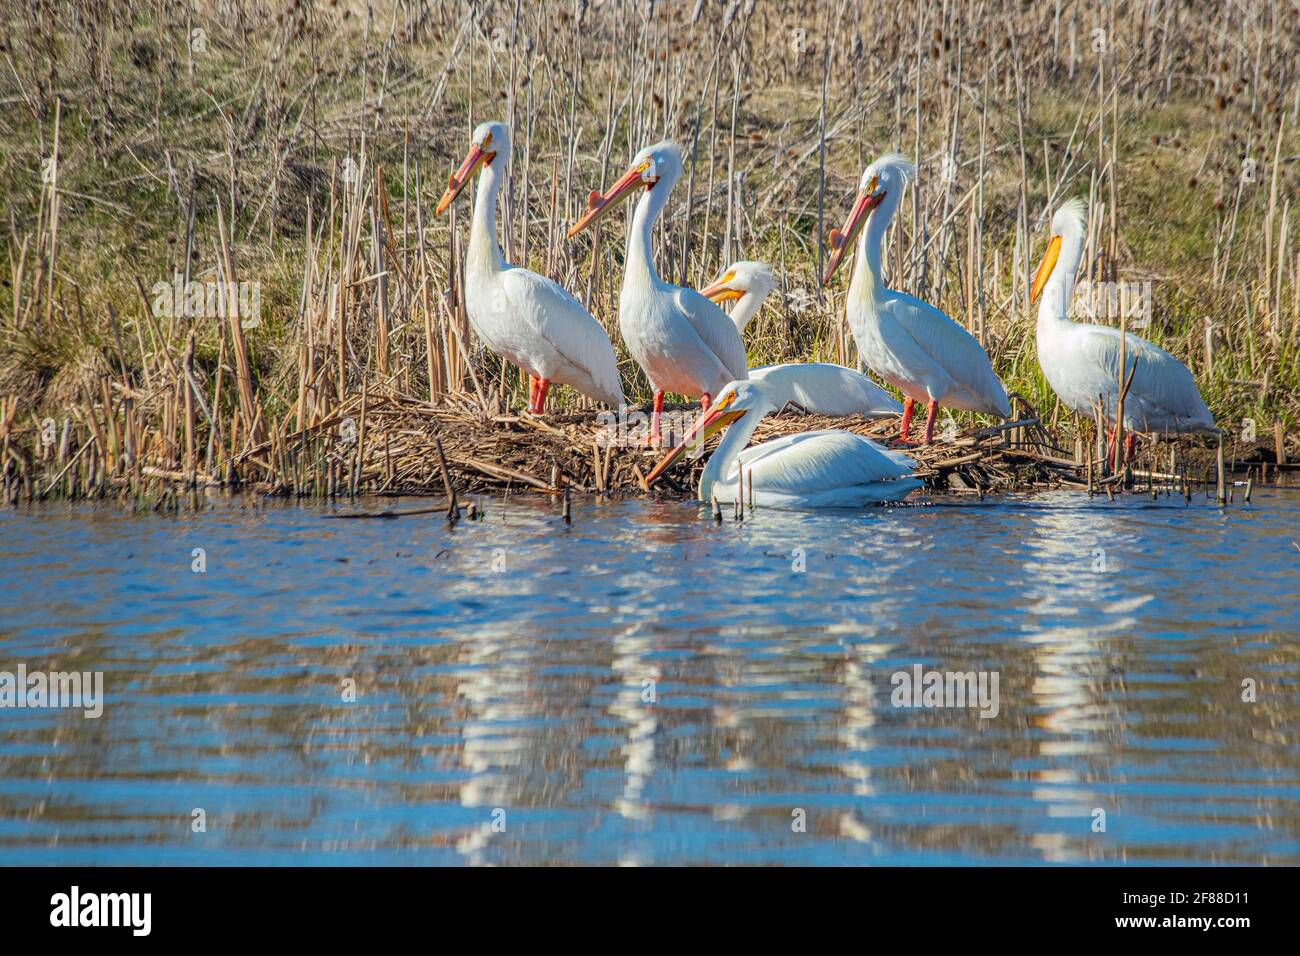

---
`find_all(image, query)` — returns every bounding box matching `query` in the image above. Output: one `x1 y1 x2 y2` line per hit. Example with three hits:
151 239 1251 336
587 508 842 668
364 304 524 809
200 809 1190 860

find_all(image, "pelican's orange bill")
435 142 495 215
821 189 883 285
567 161 651 239
699 269 742 303
1030 234 1063 304
644 401 746 486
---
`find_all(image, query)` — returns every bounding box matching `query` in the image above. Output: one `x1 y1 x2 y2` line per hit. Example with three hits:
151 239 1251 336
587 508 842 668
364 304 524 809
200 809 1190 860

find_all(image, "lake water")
1 489 1297 865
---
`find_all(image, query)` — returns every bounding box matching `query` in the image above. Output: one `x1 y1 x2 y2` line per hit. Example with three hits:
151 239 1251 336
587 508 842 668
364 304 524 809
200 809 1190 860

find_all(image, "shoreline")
4 390 1292 511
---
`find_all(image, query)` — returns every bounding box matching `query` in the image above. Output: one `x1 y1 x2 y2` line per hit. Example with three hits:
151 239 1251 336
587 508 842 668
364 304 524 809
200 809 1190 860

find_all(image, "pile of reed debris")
274 390 1084 499
4 386 1257 508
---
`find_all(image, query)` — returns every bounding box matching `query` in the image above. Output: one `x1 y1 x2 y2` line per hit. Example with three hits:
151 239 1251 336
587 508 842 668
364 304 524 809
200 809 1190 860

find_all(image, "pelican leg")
647 390 665 447
897 398 915 443
527 375 539 413
922 400 939 445
535 378 552 413
1105 429 1118 470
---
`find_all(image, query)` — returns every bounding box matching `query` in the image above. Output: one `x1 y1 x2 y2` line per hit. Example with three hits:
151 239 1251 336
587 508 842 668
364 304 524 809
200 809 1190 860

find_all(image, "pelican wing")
673 287 750 381
881 291 1010 416
498 267 625 406
1073 325 1215 432
733 430 915 494
749 363 902 417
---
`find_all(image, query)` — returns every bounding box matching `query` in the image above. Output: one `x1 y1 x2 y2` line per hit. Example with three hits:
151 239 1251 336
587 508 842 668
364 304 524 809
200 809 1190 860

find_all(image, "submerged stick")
325 504 455 520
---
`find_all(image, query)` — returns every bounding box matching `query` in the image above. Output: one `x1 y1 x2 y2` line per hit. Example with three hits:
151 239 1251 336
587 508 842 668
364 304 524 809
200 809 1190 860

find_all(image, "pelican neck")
624 177 673 294
467 160 507 276
699 401 770 502
729 290 764 333
847 193 899 309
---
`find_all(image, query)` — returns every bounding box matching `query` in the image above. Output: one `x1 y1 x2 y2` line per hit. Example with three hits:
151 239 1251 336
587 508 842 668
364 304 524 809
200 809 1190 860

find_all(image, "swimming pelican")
644 377 921 509
822 154 1010 444
1031 199 1215 447
436 120 624 413
699 260 777 335
568 141 747 443
700 260 902 418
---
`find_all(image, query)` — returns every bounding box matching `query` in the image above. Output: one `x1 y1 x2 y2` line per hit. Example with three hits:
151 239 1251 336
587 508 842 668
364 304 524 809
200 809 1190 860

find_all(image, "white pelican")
700 260 902 418
822 154 1010 444
568 141 747 443
644 377 921 509
746 363 902 418
1031 200 1216 451
699 260 777 335
436 121 624 413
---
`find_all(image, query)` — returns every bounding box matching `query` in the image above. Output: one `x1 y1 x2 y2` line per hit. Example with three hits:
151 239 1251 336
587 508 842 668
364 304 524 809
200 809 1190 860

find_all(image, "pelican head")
821 153 915 284
644 379 771 485
567 140 684 239
699 260 777 304
1030 198 1087 304
436 120 509 215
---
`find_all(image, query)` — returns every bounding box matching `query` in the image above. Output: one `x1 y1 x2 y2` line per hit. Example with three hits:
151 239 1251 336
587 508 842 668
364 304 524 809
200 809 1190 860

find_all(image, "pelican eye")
720 269 736 287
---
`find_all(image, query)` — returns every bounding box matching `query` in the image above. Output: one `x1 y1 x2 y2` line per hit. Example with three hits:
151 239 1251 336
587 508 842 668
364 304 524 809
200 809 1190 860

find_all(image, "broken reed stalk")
183 331 195 485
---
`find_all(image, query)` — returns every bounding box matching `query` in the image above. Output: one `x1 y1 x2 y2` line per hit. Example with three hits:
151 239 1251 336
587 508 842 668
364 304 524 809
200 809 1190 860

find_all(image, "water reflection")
610 626 659 825
0 490 1298 865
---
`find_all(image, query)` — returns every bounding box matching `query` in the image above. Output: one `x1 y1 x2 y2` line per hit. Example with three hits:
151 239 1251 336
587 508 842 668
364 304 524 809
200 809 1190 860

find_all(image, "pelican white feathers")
747 363 902 418
645 377 921 510
569 141 747 441
1031 200 1215 435
823 154 1010 444
437 121 624 412
699 260 901 418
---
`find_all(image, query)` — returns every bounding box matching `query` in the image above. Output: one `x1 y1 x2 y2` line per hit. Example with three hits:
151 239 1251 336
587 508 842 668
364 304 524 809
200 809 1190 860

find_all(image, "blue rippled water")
0 489 1297 865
